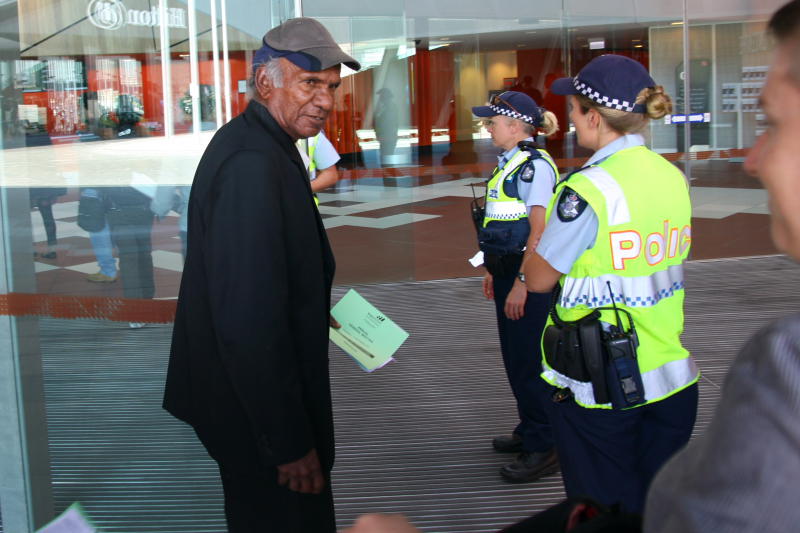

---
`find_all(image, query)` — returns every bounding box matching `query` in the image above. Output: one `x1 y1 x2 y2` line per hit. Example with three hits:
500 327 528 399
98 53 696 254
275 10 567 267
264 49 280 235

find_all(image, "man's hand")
330 313 341 329
482 272 494 300
504 280 527 320
277 448 324 494
341 513 421 533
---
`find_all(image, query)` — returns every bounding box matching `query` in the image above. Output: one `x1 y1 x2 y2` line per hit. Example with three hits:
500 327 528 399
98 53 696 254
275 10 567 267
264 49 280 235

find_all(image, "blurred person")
30 186 66 259
77 187 118 282
644 2 800 530
470 90 561 482
299 130 340 204
521 55 698 513
105 185 156 328
162 17 360 532
151 185 190 259
511 75 543 104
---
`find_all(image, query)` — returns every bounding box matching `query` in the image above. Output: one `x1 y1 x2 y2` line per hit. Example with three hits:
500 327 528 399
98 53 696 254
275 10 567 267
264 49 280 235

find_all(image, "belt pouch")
577 319 610 405
543 324 590 382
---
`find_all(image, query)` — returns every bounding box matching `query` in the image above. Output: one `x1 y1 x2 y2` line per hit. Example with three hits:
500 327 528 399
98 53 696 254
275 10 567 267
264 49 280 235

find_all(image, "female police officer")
471 91 561 482
521 55 699 512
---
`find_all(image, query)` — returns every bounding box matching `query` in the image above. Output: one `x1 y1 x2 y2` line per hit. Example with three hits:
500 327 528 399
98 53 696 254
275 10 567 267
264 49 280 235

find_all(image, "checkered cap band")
574 78 636 112
488 104 537 125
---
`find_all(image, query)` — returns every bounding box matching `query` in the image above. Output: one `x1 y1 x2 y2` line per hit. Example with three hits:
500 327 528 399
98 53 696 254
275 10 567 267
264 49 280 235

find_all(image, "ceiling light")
588 38 605 50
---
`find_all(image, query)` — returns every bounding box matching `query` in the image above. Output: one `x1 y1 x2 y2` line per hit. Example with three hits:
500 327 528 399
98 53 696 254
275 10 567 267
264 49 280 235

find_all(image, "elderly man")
163 18 359 532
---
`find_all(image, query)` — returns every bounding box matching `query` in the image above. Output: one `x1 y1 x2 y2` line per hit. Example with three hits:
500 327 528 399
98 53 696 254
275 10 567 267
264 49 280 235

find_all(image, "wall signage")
87 0 187 31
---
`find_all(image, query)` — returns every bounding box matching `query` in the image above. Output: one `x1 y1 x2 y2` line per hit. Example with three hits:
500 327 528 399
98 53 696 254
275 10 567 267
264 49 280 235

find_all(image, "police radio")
602 281 645 408
469 181 486 234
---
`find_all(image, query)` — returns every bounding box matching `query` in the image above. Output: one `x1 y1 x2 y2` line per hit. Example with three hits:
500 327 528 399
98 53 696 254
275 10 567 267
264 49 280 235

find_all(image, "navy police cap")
472 91 543 126
551 55 655 113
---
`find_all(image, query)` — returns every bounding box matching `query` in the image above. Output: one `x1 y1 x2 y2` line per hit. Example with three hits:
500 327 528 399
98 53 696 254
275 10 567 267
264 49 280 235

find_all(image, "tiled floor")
24 139 776 297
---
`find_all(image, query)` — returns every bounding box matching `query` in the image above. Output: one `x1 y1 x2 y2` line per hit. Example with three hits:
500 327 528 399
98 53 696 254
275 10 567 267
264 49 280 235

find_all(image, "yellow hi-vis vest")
542 145 699 409
483 147 558 227
306 133 320 206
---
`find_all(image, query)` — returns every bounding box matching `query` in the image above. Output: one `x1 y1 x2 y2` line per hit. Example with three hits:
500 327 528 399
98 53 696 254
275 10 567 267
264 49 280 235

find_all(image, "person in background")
151 185 190 259
30 186 66 259
299 130 340 204
470 90 561 483
104 185 156 328
78 187 118 283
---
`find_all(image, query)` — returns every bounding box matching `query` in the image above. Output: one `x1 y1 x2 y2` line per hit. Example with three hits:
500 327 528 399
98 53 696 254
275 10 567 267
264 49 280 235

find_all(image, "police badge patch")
557 187 588 222
518 162 535 182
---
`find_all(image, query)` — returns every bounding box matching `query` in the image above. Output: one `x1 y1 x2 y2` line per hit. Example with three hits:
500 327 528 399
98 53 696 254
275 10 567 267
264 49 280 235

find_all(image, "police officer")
298 130 340 205
521 55 699 513
471 91 560 482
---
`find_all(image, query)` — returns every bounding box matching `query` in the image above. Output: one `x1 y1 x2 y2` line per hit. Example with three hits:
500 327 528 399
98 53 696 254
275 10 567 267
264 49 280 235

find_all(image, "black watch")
516 271 526 283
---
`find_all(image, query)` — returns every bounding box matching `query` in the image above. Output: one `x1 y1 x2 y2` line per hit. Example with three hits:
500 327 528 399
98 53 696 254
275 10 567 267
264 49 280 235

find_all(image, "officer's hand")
504 281 527 320
276 448 325 494
482 272 494 300
341 513 421 533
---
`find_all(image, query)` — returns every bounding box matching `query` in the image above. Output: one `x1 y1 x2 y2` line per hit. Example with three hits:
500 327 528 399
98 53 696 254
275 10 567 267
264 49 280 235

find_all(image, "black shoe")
500 450 559 483
492 433 524 453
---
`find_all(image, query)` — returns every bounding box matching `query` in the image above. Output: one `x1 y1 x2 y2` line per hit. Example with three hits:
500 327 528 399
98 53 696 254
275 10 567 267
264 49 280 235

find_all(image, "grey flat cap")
263 17 361 71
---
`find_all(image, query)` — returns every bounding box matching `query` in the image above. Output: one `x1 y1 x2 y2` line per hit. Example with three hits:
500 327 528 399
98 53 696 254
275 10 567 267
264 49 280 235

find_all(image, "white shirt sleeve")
536 193 598 274
517 158 557 208
312 131 341 172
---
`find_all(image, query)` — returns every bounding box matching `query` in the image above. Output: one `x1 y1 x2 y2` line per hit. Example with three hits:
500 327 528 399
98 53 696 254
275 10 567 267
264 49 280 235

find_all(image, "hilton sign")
87 0 187 31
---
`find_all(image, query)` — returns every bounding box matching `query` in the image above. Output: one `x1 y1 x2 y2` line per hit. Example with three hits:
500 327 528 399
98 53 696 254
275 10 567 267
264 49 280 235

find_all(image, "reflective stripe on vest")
559 264 685 309
483 147 557 226
485 201 528 220
578 166 631 225
543 357 700 408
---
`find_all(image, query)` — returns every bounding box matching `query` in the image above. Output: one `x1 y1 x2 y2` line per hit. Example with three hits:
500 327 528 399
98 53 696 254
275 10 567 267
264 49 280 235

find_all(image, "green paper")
330 289 408 372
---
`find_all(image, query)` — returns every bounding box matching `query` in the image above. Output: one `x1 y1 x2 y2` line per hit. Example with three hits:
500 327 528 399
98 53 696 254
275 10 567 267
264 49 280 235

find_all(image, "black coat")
163 100 336 473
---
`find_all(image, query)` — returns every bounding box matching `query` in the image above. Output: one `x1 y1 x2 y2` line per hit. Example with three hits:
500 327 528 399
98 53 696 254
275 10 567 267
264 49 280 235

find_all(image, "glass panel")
0 0 787 530
0 0 271 530
686 1 783 259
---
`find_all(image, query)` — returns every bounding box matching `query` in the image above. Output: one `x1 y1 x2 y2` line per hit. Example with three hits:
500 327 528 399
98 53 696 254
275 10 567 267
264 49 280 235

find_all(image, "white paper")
37 504 97 533
469 250 484 267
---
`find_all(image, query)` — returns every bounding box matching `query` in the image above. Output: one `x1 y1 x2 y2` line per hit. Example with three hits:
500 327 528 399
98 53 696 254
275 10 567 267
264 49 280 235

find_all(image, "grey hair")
249 57 284 91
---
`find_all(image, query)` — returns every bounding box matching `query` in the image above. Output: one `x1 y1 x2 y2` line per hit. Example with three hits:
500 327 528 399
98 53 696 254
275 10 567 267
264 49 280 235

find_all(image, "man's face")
260 59 341 140
744 42 800 260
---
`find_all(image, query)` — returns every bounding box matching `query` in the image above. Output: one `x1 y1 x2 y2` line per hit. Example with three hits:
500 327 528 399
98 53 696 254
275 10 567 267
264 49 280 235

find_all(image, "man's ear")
254 65 272 101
